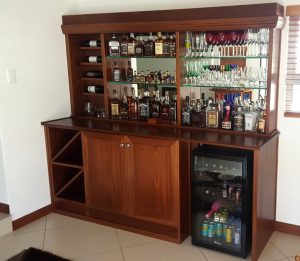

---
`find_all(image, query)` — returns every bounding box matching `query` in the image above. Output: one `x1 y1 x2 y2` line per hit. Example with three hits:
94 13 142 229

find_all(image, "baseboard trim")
274 221 300 236
0 202 10 214
12 205 53 230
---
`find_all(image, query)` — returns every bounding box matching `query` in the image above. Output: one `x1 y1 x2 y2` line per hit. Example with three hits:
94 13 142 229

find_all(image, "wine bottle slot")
87 85 104 94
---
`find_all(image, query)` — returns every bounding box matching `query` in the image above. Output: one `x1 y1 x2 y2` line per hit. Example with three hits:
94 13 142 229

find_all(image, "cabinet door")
127 136 179 226
82 132 129 214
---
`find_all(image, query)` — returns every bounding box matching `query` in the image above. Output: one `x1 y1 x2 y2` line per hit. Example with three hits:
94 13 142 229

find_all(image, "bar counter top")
42 117 279 150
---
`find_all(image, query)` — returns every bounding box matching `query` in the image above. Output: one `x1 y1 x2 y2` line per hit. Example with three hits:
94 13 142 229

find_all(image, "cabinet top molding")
61 3 284 34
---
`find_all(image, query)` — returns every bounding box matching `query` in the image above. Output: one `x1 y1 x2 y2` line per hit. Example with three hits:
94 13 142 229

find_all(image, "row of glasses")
184 60 268 87
185 29 269 57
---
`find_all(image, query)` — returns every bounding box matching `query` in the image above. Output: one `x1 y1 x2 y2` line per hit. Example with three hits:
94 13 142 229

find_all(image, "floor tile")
258 242 286 261
116 229 158 248
0 230 44 261
44 223 120 258
200 246 251 261
73 249 124 261
46 213 92 229
122 237 206 261
270 231 300 258
14 216 46 234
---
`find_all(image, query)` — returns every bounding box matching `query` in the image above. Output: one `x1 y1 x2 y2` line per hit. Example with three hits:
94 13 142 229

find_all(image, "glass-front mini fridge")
191 144 253 258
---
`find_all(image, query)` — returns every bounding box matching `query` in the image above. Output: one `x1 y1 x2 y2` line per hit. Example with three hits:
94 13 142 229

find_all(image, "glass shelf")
181 84 267 90
182 55 268 60
108 81 176 87
106 56 176 59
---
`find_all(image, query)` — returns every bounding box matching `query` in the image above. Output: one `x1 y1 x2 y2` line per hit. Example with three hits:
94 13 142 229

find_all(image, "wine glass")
217 31 226 56
206 31 216 56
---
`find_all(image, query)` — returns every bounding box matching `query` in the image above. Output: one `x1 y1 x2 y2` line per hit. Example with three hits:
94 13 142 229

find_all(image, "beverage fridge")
191 144 253 258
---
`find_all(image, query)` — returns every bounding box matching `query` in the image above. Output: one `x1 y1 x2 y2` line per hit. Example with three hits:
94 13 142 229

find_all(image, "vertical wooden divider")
101 33 109 114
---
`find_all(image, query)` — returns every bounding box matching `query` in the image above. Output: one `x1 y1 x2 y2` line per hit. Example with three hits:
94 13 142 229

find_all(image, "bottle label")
128 44 135 55
222 121 231 129
89 40 97 47
258 119 265 132
111 104 119 116
208 114 218 127
244 113 254 131
120 44 128 56
88 56 97 62
163 43 170 55
155 43 163 55
139 103 149 117
109 41 120 47
182 112 190 125
169 43 176 56
113 70 120 81
135 47 143 55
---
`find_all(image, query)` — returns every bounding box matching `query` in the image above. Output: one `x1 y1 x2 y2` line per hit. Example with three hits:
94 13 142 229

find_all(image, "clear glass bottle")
149 90 161 119
144 33 155 57
244 102 257 132
138 89 150 121
182 96 191 126
233 106 244 131
163 33 170 57
112 61 120 82
206 103 220 128
127 33 136 56
135 34 144 56
108 34 120 56
191 99 206 128
120 89 129 120
128 87 138 120
257 110 266 133
155 32 163 57
110 89 120 119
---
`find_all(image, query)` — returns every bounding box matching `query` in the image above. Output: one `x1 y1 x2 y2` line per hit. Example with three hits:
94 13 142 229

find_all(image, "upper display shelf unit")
61 3 284 135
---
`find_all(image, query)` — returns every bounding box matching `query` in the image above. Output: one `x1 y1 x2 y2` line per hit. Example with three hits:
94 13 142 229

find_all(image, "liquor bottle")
87 85 104 94
127 33 136 56
257 110 266 133
108 34 120 56
120 34 129 56
182 96 191 126
149 90 161 119
155 32 163 57
163 33 170 57
85 56 102 63
169 94 177 124
140 71 146 83
128 87 138 120
169 34 176 57
144 33 155 57
185 31 191 56
222 102 232 130
112 61 121 81
233 106 244 131
110 89 120 119
244 102 257 132
135 34 144 57
161 91 171 124
120 89 129 120
81 40 100 47
126 61 134 82
191 99 206 127
206 103 220 128
138 89 150 121
85 71 103 78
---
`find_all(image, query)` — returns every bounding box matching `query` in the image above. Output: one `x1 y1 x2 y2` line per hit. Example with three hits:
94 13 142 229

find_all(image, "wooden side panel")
127 136 179 227
252 136 278 260
82 132 129 215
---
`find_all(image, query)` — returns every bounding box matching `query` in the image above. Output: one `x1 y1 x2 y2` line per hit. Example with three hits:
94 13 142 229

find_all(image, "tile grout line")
115 228 126 261
268 240 291 260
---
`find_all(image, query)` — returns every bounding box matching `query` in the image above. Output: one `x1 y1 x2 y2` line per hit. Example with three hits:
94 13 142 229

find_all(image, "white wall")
0 0 78 219
0 139 8 204
76 0 300 226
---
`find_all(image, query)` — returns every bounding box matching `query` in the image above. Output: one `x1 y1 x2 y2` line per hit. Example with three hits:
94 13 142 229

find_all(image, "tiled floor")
0 213 299 261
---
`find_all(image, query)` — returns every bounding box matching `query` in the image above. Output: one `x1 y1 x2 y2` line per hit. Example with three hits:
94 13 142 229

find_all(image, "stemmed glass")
217 31 226 56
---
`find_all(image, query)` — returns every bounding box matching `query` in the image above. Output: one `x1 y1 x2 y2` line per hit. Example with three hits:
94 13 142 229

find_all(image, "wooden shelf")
80 62 103 66
81 77 103 82
79 47 101 50
82 93 104 97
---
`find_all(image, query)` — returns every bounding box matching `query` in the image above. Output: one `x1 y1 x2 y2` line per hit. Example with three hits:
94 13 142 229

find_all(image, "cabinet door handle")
120 143 125 148
125 143 131 148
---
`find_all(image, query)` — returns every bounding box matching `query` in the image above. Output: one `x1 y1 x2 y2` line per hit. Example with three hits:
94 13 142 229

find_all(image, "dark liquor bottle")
169 34 176 57
149 90 161 119
108 34 120 56
128 87 138 120
233 106 244 131
87 85 104 94
155 32 163 57
126 61 134 82
138 89 150 121
222 102 232 130
191 99 204 127
81 40 100 47
182 96 191 126
120 89 129 120
161 91 171 124
127 33 136 56
120 34 129 56
169 94 177 124
85 71 103 78
144 33 155 57
112 61 121 82
85 56 102 63
110 89 120 120
163 33 170 57
135 34 144 57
